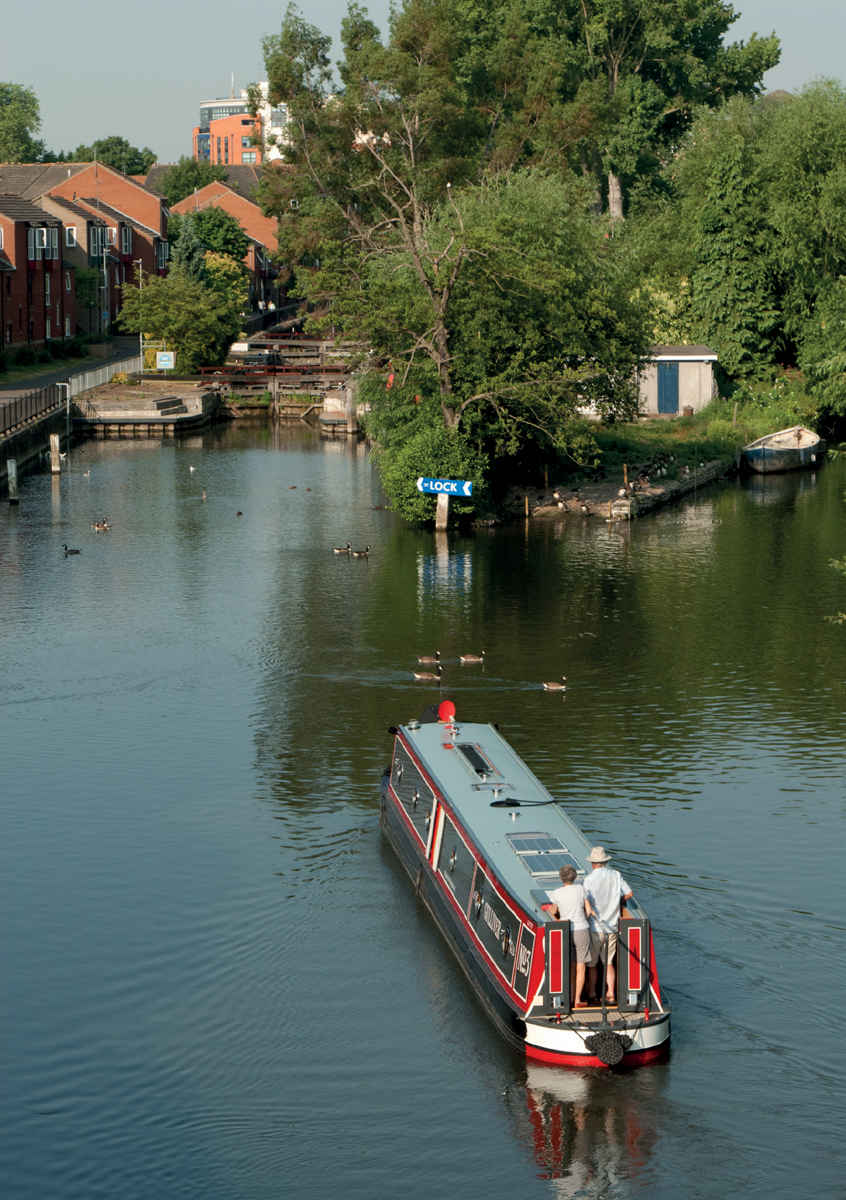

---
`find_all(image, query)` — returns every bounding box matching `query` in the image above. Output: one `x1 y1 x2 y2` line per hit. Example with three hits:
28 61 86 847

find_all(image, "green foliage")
369 420 489 524
69 136 156 175
168 214 207 280
13 345 37 366
157 157 228 205
799 279 846 417
0 82 45 161
118 268 241 372
689 135 779 376
170 207 249 262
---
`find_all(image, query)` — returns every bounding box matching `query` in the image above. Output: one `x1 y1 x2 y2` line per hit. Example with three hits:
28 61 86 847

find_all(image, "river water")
1 424 845 1199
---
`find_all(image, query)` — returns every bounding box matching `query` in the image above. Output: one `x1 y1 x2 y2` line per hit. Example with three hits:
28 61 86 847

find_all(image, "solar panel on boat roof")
510 835 565 854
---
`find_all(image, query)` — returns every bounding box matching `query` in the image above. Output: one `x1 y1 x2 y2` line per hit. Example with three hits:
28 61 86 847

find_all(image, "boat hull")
381 780 670 1069
741 427 822 474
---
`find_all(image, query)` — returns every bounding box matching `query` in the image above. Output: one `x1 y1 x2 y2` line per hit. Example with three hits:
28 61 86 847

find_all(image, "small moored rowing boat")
380 701 671 1068
741 425 822 474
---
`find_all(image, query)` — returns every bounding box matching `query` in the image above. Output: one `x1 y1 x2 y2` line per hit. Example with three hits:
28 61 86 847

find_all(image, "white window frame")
45 273 51 304
65 270 71 292
66 225 77 248
46 316 52 339
107 226 117 245
121 225 132 254
65 315 72 337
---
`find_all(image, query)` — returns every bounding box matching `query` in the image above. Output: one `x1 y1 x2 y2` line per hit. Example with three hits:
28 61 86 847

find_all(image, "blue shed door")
657 362 679 414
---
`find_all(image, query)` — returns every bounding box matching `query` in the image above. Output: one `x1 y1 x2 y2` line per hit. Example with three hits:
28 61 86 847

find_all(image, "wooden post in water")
345 384 358 435
50 433 61 473
435 492 450 531
623 463 628 490
7 458 19 504
524 493 529 519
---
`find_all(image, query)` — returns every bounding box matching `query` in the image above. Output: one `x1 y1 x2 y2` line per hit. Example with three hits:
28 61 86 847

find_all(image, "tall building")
192 82 289 166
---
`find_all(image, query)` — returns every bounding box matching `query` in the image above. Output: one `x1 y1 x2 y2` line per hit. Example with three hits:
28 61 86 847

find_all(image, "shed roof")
650 344 718 361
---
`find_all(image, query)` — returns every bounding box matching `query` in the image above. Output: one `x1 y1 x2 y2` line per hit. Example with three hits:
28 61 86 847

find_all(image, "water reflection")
509 1064 663 1196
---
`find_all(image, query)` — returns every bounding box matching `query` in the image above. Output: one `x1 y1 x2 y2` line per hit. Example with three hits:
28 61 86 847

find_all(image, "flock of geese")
332 542 371 558
411 649 567 691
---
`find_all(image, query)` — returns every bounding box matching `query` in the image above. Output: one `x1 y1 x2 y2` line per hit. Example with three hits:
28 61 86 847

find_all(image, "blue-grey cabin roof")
399 719 604 919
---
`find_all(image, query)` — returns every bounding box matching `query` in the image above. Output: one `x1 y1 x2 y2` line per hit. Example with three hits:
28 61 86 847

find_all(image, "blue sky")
1 0 842 163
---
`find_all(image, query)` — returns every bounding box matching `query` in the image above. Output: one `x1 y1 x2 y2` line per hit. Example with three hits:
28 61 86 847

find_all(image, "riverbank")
506 456 736 521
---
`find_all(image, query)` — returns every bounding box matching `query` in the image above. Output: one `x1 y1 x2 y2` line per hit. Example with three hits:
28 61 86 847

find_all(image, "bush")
13 345 37 366
67 336 89 358
0 351 7 373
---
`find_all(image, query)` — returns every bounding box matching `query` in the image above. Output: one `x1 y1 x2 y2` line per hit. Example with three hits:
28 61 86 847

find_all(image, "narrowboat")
741 425 822 474
380 701 671 1068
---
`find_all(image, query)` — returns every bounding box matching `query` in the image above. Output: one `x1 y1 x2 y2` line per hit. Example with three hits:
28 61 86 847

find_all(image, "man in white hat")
584 847 632 1004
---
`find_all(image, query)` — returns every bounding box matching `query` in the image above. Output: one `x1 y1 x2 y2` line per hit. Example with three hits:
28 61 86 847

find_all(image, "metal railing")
0 384 63 438
0 354 142 439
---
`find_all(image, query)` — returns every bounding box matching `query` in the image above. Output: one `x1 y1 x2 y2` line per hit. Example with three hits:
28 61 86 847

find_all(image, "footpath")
0 338 139 398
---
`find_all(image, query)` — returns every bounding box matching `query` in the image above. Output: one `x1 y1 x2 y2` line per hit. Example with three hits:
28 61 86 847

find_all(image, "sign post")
416 476 474 531
156 350 175 375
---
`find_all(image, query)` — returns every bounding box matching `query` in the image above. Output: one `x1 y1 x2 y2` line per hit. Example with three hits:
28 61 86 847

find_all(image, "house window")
66 226 77 247
155 240 168 269
0 227 3 249
242 136 253 148
27 228 35 259
216 137 221 160
114 268 119 286
65 270 71 292
121 226 132 254
46 317 52 338
48 227 59 259
45 273 51 305
107 227 116 245
65 316 71 337
242 151 256 164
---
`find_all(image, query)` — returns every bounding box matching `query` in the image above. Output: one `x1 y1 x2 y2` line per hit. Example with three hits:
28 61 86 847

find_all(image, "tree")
69 136 157 175
689 135 779 376
167 214 207 280
157 157 228 206
170 207 250 262
118 268 240 372
558 0 780 220
0 82 45 161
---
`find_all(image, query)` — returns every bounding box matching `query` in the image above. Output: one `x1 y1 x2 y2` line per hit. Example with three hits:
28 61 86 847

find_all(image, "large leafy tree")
157 157 228 206
260 6 645 437
118 268 241 372
70 135 157 175
558 0 780 220
0 82 45 161
169 207 250 262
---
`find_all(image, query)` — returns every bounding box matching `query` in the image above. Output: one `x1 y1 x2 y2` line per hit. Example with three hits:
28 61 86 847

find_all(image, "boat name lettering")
517 941 531 977
483 901 502 940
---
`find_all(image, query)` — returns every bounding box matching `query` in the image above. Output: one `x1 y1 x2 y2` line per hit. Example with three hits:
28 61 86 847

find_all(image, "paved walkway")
0 340 139 398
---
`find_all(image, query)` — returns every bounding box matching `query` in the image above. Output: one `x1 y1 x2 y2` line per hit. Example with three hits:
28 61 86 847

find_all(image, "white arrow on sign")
461 481 472 497
416 476 424 492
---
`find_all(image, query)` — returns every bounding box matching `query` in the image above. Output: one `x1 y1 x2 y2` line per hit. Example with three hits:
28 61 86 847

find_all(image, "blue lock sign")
416 476 473 497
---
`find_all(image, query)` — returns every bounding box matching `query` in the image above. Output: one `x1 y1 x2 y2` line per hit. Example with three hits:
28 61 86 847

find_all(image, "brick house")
171 181 279 308
35 195 108 336
0 162 169 334
0 196 75 352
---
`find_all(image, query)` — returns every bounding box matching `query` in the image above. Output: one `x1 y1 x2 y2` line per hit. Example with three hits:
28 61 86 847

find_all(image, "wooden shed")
638 345 718 417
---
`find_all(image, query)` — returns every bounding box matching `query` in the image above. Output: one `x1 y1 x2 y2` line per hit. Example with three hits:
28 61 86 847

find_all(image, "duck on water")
380 700 670 1068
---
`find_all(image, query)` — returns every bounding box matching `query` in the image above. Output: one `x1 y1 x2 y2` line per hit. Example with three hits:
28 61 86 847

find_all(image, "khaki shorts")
573 928 599 965
597 931 618 962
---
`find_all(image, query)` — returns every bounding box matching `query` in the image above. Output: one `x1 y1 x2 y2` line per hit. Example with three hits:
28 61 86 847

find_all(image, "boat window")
455 743 501 780
437 814 475 911
391 740 435 843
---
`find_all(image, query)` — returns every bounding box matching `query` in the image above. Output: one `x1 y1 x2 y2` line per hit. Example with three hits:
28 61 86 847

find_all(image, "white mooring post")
435 492 450 531
50 433 61 473
7 458 19 504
